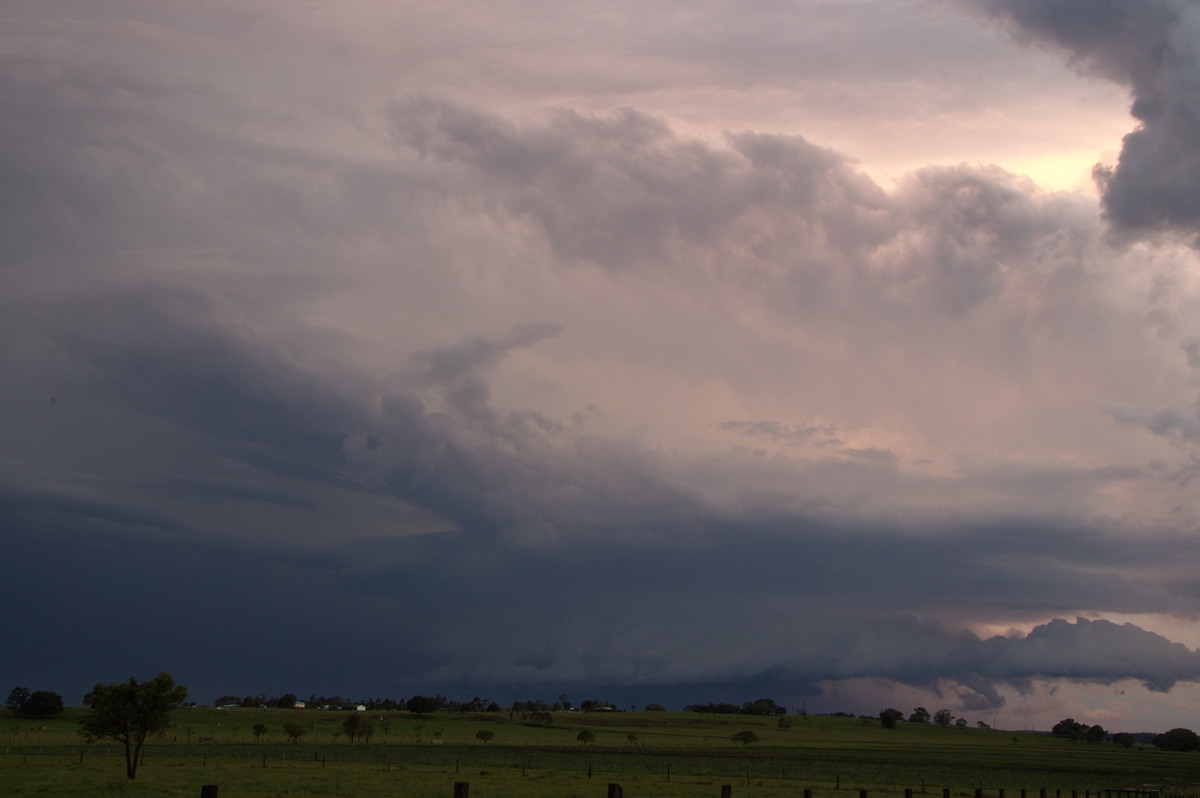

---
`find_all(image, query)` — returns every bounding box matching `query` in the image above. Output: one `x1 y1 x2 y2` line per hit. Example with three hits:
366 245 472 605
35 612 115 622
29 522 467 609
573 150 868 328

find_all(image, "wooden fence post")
200 787 218 798
907 788 914 798
453 782 469 798
861 789 869 798
608 784 623 798
944 789 951 798
805 790 813 798
721 786 732 798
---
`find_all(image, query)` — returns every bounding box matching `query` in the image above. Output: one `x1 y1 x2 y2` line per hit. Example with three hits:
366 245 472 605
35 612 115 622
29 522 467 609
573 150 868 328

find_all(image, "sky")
6 0 1200 732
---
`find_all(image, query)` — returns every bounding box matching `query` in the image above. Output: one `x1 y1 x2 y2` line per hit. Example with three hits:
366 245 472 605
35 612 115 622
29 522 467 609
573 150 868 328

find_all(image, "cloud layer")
4 1 1200 727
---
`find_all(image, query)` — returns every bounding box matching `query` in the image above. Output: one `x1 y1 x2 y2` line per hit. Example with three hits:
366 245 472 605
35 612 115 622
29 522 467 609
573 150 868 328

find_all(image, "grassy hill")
4 708 1199 797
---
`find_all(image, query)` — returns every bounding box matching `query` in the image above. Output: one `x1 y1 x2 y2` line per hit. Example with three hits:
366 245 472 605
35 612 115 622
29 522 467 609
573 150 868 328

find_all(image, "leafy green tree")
6 687 30 715
732 730 759 745
879 708 904 729
1051 718 1086 738
933 709 954 727
283 722 306 743
576 730 595 745
406 695 441 715
909 707 931 723
741 698 779 715
476 729 495 743
1153 727 1200 752
78 672 188 779
1086 724 1107 743
342 713 373 743
23 691 64 719
1112 732 1135 748
253 723 268 741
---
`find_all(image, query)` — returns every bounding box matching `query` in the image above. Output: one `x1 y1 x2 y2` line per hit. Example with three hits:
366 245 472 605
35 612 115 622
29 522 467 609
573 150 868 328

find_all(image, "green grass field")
4 709 1200 798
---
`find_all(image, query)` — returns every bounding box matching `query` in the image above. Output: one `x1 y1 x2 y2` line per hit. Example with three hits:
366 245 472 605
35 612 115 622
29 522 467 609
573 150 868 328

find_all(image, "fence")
191 783 1193 797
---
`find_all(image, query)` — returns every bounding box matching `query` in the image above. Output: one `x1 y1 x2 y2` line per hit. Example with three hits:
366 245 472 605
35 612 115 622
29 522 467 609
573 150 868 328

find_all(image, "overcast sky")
6 0 1200 732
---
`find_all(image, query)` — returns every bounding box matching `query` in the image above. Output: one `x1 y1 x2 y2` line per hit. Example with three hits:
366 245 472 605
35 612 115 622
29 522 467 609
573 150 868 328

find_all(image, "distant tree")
559 693 571 710
475 729 495 744
577 730 595 745
627 733 639 745
645 703 667 712
1112 732 1135 748
732 730 759 745
976 721 991 730
933 709 954 727
1051 718 1086 738
879 708 904 729
909 707 931 723
742 698 779 716
213 695 240 707
1086 724 1107 743
6 687 30 715
342 713 373 743
23 691 64 719
283 722 306 743
78 672 188 780
955 718 968 728
253 723 268 741
777 715 794 730
406 695 442 715
1153 728 1200 752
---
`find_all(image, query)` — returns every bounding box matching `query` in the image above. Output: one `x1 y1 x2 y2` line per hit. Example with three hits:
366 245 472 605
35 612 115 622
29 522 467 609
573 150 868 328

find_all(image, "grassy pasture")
4 709 1200 798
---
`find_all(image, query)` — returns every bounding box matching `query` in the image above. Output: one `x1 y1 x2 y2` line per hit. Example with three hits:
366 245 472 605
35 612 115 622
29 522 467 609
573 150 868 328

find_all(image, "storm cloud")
976 0 1200 236
4 1 1200 728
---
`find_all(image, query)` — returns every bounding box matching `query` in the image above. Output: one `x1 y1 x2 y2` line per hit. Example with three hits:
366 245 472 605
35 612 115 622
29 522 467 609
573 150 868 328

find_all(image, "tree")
23 691 64 719
1153 727 1200 752
741 698 779 716
78 672 188 780
909 707 931 723
933 709 954 727
732 730 759 745
406 695 441 715
342 713 373 743
1112 732 1135 749
253 723 268 741
283 722 306 743
1086 724 1107 743
879 708 904 729
576 730 595 745
1051 718 1086 738
475 729 495 743
6 687 30 715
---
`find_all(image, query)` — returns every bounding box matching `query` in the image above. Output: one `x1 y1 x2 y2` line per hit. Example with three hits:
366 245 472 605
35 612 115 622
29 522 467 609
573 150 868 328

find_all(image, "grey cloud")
1109 401 1200 443
719 419 843 448
976 0 1200 236
8 4 1200 721
391 97 1093 320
